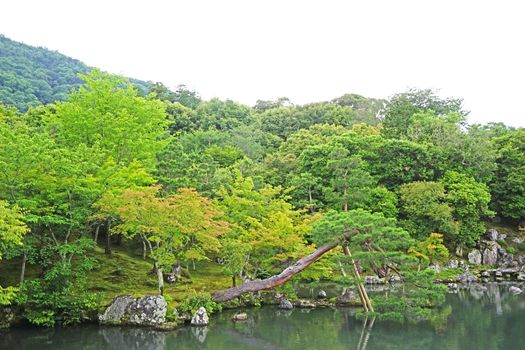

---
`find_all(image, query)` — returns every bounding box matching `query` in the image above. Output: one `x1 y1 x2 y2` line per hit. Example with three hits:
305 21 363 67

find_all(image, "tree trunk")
142 239 147 259
93 224 100 243
155 262 164 296
343 245 374 312
343 173 348 212
308 187 315 214
105 219 112 255
232 275 236 287
19 252 27 285
212 243 336 302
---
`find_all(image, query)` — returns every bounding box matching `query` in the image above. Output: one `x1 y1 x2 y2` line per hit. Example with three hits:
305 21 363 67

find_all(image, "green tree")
382 88 467 139
406 111 496 183
441 171 493 247
311 209 446 321
217 176 312 279
399 181 457 241
46 69 169 171
491 129 525 228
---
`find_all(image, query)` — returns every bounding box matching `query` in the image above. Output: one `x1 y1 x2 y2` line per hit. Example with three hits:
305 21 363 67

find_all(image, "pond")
2 283 524 350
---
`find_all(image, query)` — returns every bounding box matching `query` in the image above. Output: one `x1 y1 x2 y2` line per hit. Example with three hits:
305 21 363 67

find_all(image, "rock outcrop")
487 228 499 241
126 295 168 326
468 249 482 265
483 241 500 266
99 295 167 326
295 299 316 308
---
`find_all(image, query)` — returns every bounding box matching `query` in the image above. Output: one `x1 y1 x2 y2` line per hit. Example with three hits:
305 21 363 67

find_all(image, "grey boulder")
99 295 167 326
279 298 294 310
468 249 482 265
483 241 499 266
191 307 209 326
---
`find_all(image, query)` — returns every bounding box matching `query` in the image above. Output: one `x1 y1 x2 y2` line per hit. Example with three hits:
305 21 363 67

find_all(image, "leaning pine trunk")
212 243 336 302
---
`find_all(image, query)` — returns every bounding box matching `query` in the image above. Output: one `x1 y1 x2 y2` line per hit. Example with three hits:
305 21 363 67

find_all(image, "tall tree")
491 129 525 229
382 88 467 139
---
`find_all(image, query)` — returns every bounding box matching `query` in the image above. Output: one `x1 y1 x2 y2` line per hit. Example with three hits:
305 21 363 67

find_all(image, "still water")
2 283 524 350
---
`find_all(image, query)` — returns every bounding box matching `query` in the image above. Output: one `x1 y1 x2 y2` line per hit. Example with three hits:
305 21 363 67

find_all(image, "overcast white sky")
1 0 524 126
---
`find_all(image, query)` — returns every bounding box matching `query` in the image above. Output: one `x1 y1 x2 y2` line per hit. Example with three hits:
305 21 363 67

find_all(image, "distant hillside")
0 35 150 111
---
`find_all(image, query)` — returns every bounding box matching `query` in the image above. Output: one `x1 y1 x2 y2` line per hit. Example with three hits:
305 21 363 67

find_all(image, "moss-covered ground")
0 242 231 308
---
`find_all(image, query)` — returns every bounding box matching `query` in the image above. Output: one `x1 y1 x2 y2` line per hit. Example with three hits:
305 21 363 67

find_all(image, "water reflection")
191 326 208 343
1 283 524 350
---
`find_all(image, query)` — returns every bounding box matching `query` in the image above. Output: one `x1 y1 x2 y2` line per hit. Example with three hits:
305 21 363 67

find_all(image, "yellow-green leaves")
0 200 28 260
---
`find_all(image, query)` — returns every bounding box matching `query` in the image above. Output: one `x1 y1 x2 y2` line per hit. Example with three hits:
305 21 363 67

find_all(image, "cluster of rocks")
277 298 327 310
462 228 525 282
363 274 402 284
99 295 215 329
436 228 525 287
467 229 523 268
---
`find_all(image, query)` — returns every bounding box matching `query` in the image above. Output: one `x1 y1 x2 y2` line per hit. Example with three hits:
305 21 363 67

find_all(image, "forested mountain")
0 35 150 110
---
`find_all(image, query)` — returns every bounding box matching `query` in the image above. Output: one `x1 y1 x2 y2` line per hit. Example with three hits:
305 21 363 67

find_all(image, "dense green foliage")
0 35 150 111
0 47 523 326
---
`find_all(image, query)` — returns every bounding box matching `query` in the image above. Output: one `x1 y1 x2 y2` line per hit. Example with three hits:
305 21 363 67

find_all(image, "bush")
0 286 18 306
16 262 101 326
177 291 221 315
15 238 101 326
507 247 517 254
518 242 525 252
435 268 462 281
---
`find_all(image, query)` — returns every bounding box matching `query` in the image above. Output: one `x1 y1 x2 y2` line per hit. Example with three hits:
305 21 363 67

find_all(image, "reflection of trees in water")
458 283 525 316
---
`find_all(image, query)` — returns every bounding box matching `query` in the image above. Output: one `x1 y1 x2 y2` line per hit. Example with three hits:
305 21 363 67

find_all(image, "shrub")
15 238 101 326
177 291 221 315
